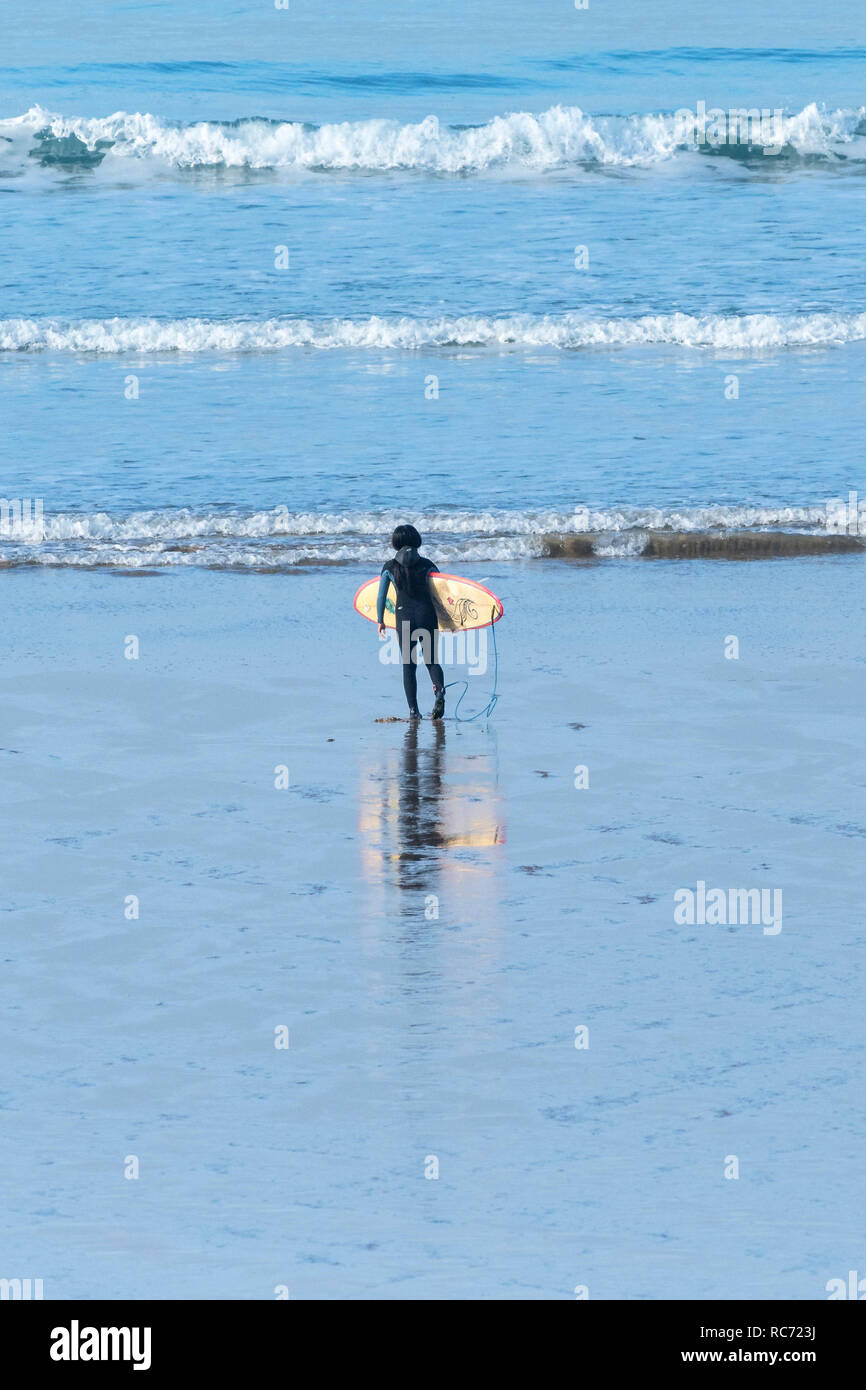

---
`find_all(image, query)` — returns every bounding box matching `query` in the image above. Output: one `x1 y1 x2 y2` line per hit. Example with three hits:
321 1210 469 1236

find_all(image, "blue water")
1 4 864 568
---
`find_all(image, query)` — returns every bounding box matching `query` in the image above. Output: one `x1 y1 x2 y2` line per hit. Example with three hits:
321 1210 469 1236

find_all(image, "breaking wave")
1 504 861 570
3 102 866 175
3 311 866 354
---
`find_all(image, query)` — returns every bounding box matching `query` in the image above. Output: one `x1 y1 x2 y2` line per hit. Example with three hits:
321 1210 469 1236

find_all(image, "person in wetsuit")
377 524 446 720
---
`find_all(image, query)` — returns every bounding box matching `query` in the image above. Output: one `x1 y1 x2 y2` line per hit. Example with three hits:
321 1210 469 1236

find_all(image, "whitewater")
3 101 866 174
3 311 866 353
0 503 861 569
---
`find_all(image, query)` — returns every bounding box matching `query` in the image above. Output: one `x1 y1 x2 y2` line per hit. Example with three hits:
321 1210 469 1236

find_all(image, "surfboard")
353 572 504 632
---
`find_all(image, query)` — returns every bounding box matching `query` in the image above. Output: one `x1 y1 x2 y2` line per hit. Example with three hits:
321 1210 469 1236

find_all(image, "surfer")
377 524 446 720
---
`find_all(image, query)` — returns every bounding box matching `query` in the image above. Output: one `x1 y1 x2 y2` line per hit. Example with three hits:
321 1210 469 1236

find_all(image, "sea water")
1 3 865 567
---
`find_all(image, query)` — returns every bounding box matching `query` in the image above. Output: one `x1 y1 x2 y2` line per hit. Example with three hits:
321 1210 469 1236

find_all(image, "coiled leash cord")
444 607 500 722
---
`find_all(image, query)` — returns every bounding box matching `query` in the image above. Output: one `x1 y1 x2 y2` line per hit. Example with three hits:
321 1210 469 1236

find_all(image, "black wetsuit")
379 546 445 713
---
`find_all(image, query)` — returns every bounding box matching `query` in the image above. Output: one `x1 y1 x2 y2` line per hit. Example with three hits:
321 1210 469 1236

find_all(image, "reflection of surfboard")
353 572 504 632
358 777 506 850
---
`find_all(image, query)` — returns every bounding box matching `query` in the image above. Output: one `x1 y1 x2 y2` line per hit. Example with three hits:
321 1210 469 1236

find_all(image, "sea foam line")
3 311 866 354
4 102 865 172
0 532 859 569
16 503 848 543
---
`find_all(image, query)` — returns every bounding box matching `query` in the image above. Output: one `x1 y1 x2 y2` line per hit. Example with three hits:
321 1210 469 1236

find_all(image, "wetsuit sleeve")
376 569 391 624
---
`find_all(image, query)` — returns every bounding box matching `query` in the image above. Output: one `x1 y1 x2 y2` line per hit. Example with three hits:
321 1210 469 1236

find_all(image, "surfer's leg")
426 629 446 719
425 627 445 691
402 660 420 712
400 628 421 714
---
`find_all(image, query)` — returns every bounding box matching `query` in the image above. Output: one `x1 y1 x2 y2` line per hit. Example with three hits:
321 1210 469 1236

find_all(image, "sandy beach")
1 554 863 1298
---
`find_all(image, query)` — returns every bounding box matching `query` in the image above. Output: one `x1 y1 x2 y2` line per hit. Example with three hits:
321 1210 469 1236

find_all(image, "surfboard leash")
445 605 500 723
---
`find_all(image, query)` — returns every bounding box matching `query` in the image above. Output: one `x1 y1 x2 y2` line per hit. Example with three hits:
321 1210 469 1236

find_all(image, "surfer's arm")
376 570 391 625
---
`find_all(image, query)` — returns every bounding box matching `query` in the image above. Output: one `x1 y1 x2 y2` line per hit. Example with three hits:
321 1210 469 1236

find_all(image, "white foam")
3 311 866 355
3 102 864 175
26 503 839 543
0 502 851 571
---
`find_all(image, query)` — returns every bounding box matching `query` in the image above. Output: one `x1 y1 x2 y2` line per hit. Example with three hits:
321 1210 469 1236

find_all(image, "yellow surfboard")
353 572 504 632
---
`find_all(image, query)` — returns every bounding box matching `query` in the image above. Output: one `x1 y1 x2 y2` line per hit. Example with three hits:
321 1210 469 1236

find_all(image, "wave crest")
3 102 865 175
3 311 866 354
1 504 861 570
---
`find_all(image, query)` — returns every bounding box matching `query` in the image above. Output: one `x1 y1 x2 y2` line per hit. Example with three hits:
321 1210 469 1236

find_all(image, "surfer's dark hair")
391 524 422 550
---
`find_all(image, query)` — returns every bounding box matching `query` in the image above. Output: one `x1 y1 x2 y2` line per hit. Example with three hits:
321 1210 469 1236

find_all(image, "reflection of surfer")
396 719 447 886
376 524 446 721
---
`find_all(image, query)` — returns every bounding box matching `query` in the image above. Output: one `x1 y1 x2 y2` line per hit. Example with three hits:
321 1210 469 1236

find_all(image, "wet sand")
1 556 864 1298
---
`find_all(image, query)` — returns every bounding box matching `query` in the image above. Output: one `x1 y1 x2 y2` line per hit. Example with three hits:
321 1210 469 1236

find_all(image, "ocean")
2 13 866 567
